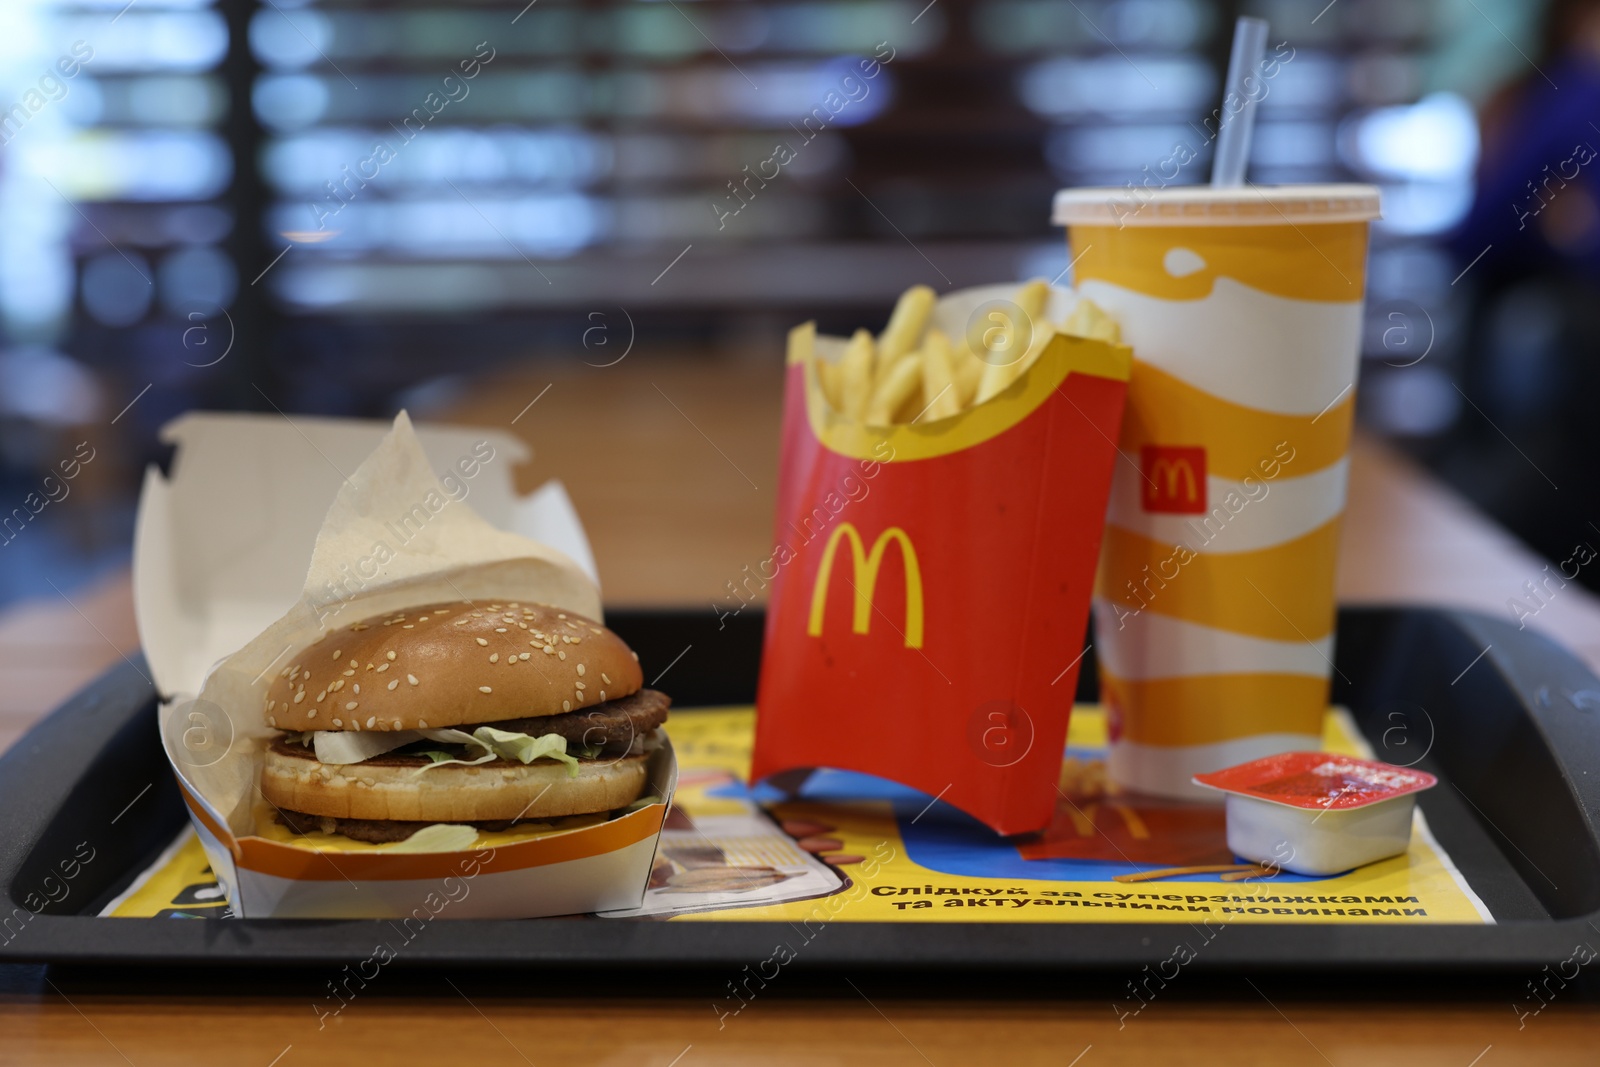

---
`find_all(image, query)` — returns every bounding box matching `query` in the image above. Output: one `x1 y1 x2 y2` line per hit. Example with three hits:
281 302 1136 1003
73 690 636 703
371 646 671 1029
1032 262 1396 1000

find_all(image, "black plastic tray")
2 606 1598 971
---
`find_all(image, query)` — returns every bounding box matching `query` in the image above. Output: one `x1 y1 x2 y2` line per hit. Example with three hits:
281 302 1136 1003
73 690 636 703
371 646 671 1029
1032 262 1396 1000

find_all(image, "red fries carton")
751 285 1131 834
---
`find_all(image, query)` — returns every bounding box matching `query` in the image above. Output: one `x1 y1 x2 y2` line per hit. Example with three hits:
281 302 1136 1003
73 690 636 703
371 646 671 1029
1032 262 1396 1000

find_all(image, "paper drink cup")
1051 185 1381 799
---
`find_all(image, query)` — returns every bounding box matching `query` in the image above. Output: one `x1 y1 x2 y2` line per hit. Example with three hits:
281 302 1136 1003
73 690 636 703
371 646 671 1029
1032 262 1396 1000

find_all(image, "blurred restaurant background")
0 0 1594 607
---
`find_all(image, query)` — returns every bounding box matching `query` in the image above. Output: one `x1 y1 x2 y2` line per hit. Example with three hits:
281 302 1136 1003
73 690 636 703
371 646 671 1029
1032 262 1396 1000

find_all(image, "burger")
258 600 669 843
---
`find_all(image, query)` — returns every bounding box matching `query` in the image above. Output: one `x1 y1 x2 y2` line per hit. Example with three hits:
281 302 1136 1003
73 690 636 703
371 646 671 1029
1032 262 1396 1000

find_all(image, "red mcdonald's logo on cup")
1140 445 1207 514
806 523 924 648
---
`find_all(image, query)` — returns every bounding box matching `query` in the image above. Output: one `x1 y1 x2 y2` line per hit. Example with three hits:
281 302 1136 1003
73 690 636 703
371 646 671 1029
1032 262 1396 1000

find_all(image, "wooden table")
3 355 1599 1064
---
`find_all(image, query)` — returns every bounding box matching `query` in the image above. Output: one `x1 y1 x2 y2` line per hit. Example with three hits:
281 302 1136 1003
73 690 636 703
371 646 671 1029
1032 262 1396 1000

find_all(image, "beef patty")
480 687 670 748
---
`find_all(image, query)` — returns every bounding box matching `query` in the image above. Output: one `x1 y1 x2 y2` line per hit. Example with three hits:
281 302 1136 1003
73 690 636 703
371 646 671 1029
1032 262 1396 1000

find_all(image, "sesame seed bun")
261 745 650 822
261 600 643 733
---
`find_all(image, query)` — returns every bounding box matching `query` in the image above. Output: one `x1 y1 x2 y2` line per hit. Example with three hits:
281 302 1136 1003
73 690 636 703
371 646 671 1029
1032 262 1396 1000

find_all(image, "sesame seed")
386 651 396 661
365 663 373 671
558 651 566 660
308 709 318 719
408 674 419 686
376 663 389 673
632 651 639 660
600 690 607 701
349 659 358 668
392 719 402 730
348 702 359 711
331 679 345 692
577 664 586 676
418 719 428 728
601 673 612 685
332 650 342 660
544 645 555 654
476 638 488 647
268 715 277 727
479 686 492 694
576 681 586 690
520 652 530 661
490 653 499 663
317 690 326 702
495 627 507 633
366 716 376 728
332 718 342 727
558 613 567 619
417 616 429 622
388 679 399 690
402 625 414 629
293 692 305 703
343 669 355 677
353 684 361 694
562 700 571 711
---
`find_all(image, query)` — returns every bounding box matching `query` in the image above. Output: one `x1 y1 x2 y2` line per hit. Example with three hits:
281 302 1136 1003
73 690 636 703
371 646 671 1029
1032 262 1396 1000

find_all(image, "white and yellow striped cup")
1053 185 1381 799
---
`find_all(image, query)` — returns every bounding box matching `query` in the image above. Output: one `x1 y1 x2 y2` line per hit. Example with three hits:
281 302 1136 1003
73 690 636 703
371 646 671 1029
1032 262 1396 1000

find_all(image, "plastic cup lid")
1052 183 1381 227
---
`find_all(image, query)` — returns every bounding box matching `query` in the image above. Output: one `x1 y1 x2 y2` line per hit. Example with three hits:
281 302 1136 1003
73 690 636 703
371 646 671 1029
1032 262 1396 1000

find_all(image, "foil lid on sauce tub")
1193 753 1438 876
1194 753 1436 810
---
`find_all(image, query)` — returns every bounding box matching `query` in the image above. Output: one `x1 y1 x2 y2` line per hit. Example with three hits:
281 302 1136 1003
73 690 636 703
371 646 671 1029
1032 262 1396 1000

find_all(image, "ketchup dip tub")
1193 752 1437 876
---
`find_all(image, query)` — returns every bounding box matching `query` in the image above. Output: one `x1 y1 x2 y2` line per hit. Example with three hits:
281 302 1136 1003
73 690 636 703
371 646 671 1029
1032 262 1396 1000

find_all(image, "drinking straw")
1210 16 1270 187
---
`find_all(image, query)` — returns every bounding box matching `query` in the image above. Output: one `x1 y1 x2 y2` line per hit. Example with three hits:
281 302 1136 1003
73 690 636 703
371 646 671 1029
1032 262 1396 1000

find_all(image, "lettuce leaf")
412 726 579 777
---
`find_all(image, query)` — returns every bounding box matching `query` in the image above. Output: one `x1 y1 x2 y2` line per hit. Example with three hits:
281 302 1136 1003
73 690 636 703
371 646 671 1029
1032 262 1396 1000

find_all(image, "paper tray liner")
110 705 1491 925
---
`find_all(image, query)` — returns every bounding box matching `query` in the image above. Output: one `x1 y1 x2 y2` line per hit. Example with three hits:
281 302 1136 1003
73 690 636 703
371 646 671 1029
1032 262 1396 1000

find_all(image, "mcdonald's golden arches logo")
807 523 924 648
1140 445 1207 514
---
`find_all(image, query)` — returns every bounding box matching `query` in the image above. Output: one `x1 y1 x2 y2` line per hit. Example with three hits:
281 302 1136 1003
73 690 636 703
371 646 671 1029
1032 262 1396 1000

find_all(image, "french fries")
952 343 985 407
867 350 925 425
976 278 1052 405
839 328 876 420
790 320 844 411
819 283 1121 425
876 284 936 375
919 329 962 421
1061 296 1121 344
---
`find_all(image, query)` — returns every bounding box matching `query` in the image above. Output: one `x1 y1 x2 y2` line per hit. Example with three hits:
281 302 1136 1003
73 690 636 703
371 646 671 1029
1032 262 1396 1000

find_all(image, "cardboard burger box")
134 411 675 919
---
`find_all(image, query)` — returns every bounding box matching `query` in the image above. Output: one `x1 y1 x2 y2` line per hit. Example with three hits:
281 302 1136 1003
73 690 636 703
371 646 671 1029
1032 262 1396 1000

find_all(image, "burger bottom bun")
260 749 650 822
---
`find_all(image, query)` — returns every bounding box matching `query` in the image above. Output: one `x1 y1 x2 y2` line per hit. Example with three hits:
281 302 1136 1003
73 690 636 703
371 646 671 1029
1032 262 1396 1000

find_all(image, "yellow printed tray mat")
105 705 1492 924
